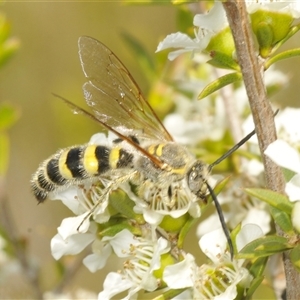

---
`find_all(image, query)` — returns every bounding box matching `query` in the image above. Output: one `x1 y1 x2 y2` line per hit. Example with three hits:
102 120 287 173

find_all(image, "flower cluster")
157 1 300 61
47 124 261 300
40 1 300 299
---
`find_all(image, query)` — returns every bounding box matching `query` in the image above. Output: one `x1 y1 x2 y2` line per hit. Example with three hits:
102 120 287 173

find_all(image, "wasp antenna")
208 109 279 172
206 182 234 260
208 128 256 171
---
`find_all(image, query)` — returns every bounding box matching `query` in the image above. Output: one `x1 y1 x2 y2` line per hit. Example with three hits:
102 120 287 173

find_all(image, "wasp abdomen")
31 144 133 203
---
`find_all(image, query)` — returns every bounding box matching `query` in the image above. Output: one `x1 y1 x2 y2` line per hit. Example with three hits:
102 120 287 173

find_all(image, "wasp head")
187 160 209 199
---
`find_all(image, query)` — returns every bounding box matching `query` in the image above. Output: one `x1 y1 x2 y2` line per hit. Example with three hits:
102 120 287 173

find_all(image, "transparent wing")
78 36 173 142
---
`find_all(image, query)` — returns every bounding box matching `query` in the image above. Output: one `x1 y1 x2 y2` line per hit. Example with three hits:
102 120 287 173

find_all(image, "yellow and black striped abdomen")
31 144 134 203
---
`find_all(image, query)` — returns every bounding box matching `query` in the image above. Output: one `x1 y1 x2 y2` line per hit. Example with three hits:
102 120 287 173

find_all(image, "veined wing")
78 36 173 142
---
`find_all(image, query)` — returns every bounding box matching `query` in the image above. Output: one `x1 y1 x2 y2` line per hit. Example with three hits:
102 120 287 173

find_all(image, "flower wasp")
31 36 256 258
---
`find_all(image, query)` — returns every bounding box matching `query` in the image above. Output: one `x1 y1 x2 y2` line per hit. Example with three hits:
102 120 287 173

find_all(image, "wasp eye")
187 161 209 198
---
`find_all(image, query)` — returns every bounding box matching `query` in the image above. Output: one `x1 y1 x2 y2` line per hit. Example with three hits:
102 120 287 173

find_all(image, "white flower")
50 174 112 220
265 139 300 175
163 253 196 289
156 2 227 60
98 272 136 300
275 107 300 146
197 168 271 238
235 223 264 252
156 32 207 61
163 95 227 145
123 177 202 226
49 181 115 261
193 2 227 31
83 229 137 273
164 226 259 299
247 0 300 18
98 232 170 300
265 139 300 202
292 201 300 232
197 226 258 299
83 241 112 273
51 221 97 260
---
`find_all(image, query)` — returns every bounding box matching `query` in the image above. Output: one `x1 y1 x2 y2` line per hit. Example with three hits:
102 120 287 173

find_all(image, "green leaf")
0 133 9 176
255 22 274 58
0 13 11 43
265 48 300 70
249 256 268 278
198 72 242 100
230 223 242 255
99 221 142 238
0 37 20 68
281 167 296 182
269 206 294 234
152 288 185 300
244 188 293 233
244 188 293 214
0 13 20 68
238 235 291 259
205 27 238 70
206 51 240 70
270 23 300 55
160 213 190 233
0 103 20 131
245 275 265 300
109 189 144 224
177 216 198 249
290 244 300 272
251 10 293 47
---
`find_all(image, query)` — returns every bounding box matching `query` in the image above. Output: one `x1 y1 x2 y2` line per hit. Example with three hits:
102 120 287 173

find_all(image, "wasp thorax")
187 161 209 199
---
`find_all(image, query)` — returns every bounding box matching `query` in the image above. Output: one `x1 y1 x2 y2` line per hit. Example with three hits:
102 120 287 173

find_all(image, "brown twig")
222 1 300 299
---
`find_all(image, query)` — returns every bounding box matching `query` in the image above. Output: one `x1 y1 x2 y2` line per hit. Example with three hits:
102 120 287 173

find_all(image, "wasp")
31 36 256 257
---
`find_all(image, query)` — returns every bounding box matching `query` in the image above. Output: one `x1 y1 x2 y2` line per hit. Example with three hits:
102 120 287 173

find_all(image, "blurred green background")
1 1 299 298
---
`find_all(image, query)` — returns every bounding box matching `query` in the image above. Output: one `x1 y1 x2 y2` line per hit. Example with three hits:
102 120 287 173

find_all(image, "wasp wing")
78 36 173 142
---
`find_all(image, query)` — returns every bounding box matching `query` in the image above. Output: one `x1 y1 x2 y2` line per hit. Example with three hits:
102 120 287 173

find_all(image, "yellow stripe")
83 145 99 175
58 150 73 179
155 144 165 157
171 167 186 175
148 145 155 155
109 147 120 169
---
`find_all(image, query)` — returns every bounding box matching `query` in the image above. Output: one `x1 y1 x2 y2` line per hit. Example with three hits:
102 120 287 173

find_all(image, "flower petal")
104 229 137 258
236 224 264 252
292 201 300 232
51 230 95 260
57 212 91 240
193 1 227 31
199 228 227 262
241 208 271 235
98 272 133 300
156 32 195 52
49 186 84 215
265 139 300 173
286 174 300 202
83 243 112 273
163 253 195 289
